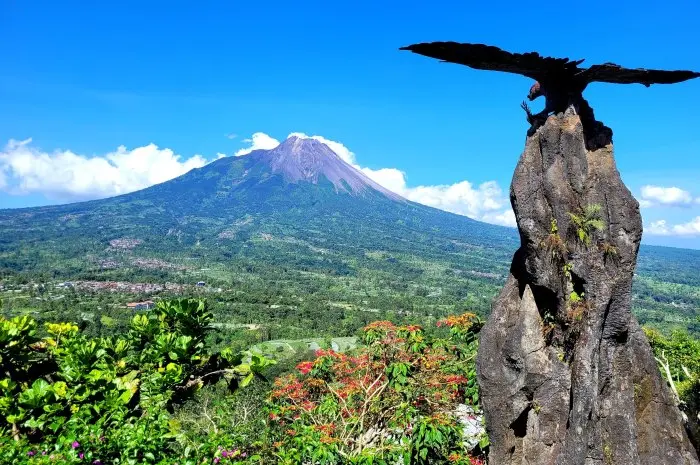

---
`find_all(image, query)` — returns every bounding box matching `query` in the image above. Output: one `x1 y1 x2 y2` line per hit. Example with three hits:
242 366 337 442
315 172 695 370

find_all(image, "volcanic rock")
476 108 699 464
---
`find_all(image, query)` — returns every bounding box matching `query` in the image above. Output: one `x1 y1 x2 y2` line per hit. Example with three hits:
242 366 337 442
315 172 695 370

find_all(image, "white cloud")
360 167 407 194
639 185 695 207
0 138 207 200
482 209 517 227
646 220 671 235
225 133 238 140
646 217 700 237
288 132 357 165
234 132 280 156
674 217 700 236
400 180 514 227
400 180 498 215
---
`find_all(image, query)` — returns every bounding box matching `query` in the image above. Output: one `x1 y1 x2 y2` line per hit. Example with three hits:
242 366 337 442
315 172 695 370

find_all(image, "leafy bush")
568 204 605 246
645 327 700 439
541 218 568 262
0 299 270 464
266 314 486 464
1 302 489 464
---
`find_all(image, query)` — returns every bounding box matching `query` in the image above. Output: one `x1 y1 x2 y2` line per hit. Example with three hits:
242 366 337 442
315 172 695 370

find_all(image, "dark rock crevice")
476 109 699 464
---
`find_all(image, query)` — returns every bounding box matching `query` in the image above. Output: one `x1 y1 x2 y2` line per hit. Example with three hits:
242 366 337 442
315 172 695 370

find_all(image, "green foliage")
541 218 568 262
0 303 492 464
265 316 487 464
562 263 573 281
171 378 271 461
568 204 605 246
569 291 583 304
645 327 700 446
566 291 588 322
645 327 700 391
0 298 273 464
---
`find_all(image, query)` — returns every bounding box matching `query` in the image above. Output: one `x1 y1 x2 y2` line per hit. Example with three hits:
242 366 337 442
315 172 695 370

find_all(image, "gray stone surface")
259 136 404 200
476 109 699 464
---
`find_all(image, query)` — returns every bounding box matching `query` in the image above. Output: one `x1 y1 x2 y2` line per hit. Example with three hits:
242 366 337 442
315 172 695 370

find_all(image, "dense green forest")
2 235 698 342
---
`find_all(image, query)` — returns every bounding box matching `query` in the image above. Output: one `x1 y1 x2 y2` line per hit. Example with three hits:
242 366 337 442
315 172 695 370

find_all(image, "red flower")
296 361 314 375
301 400 315 411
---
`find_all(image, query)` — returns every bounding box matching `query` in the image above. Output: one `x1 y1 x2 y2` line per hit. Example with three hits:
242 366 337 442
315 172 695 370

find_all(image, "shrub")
568 204 605 246
266 315 486 464
541 218 568 262
0 299 271 464
1 304 489 464
645 328 700 423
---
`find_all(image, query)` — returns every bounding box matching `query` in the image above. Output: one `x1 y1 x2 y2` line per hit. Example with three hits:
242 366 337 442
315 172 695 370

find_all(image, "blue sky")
1 0 699 247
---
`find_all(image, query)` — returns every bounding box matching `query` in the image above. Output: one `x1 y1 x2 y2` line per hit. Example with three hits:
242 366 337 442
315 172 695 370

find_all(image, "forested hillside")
1 137 698 337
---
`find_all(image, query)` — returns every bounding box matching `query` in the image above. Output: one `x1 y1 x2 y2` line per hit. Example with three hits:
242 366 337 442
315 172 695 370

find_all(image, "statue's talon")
521 101 535 125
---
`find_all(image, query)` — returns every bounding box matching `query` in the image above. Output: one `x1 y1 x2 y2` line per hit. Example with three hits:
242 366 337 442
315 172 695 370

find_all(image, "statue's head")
528 82 542 101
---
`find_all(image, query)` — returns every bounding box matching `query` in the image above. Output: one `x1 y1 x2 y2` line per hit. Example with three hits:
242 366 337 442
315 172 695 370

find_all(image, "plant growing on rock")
599 242 619 264
568 204 605 246
566 291 589 322
540 311 556 339
541 218 568 262
562 263 573 281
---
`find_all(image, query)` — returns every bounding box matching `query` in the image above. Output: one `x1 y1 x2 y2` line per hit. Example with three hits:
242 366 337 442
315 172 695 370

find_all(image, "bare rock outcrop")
476 108 699 464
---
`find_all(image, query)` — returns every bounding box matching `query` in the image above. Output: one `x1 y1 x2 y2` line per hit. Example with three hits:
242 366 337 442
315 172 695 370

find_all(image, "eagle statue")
400 42 700 127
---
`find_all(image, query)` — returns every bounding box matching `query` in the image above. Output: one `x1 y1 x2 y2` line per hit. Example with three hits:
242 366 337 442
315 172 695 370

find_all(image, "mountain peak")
250 135 403 201
279 134 325 148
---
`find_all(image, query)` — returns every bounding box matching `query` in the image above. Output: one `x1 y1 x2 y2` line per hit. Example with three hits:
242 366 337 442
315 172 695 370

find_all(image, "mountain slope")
0 136 517 277
1 136 698 335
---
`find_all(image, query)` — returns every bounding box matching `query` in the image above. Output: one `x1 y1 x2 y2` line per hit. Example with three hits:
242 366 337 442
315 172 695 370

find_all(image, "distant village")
2 279 219 311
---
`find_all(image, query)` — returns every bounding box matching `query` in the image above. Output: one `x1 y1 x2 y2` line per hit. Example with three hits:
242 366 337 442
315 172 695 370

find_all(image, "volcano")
256 136 403 201
0 135 517 277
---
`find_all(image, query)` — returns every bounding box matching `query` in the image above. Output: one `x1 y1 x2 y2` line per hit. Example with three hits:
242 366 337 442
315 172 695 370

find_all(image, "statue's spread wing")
580 63 700 86
399 42 583 80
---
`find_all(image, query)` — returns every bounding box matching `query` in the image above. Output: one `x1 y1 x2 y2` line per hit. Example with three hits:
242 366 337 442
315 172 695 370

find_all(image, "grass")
250 337 359 360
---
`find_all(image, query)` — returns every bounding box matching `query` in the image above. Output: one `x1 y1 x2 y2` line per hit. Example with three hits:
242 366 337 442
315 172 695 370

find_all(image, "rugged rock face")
476 108 699 464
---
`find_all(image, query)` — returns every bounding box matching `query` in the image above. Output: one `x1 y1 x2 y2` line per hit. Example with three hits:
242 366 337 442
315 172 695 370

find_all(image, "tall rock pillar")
476 108 699 464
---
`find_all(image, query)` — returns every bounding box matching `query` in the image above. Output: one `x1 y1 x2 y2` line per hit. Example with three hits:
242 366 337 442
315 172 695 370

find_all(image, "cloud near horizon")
635 185 700 237
234 132 281 156
646 218 700 237
638 185 696 208
0 138 207 201
8 132 697 236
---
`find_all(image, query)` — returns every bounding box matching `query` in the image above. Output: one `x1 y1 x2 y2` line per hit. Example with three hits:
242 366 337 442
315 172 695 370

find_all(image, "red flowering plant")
436 313 483 406
266 314 487 464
